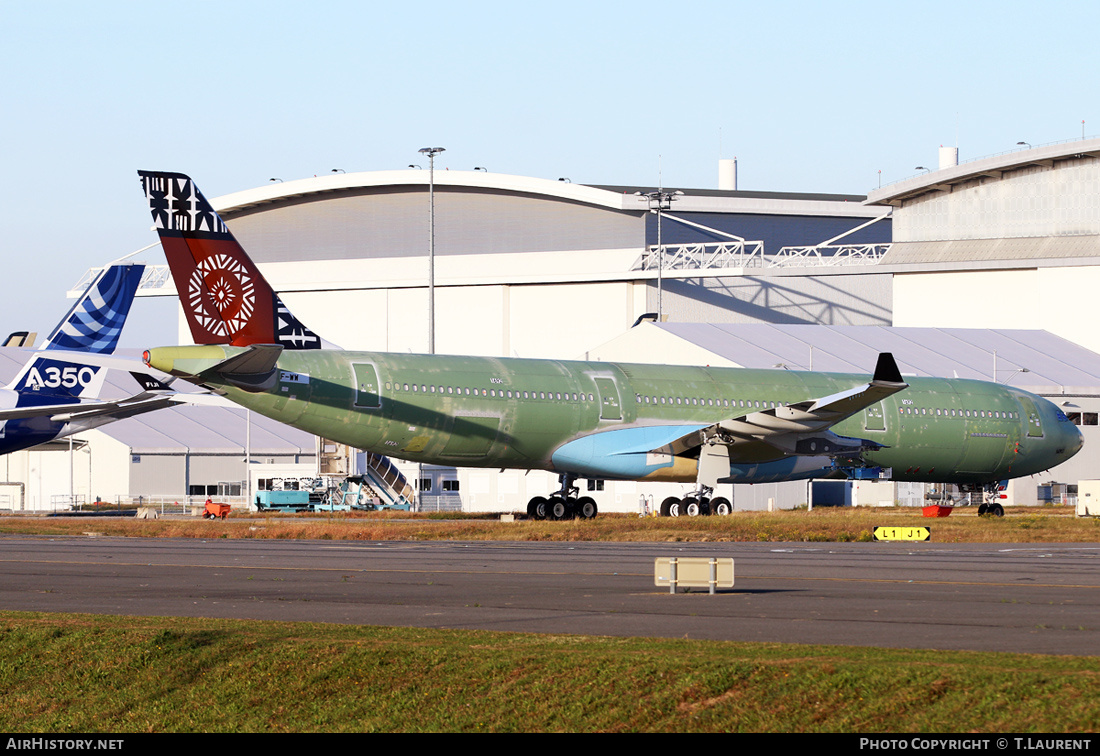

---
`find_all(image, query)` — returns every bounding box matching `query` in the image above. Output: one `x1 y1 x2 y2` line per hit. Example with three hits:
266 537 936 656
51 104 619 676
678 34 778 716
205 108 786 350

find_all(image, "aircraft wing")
0 393 179 423
551 353 910 482
667 353 909 475
0 370 189 424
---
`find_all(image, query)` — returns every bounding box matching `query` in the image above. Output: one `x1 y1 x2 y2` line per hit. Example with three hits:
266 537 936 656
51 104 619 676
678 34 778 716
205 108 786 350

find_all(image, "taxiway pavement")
1 535 1098 655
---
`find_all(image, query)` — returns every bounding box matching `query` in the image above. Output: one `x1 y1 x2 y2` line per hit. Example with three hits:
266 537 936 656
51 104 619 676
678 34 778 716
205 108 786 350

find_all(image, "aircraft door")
352 363 382 409
593 377 622 421
1018 396 1044 438
864 404 886 432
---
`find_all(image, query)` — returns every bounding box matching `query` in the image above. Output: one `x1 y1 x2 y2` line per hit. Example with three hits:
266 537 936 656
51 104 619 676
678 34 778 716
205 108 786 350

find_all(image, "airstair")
323 453 416 511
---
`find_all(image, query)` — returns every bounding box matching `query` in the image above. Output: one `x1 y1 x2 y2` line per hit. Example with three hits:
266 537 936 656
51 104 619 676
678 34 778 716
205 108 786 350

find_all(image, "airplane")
0 263 179 455
138 170 1084 519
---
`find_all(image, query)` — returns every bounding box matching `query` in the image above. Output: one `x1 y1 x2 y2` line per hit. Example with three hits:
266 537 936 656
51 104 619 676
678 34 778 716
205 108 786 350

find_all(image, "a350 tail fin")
138 170 325 349
5 263 143 397
41 264 145 355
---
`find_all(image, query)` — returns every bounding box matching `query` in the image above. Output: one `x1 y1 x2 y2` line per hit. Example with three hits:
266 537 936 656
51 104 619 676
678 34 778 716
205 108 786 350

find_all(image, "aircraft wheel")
577 496 598 519
991 503 1005 517
660 497 679 517
699 498 712 516
710 497 732 516
669 499 682 517
548 496 571 520
977 503 988 516
528 496 548 520
683 496 702 516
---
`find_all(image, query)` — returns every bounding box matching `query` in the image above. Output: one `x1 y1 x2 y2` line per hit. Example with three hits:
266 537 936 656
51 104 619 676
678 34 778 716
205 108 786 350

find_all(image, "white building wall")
88 433 135 503
266 281 644 361
15 446 91 510
893 267 1100 355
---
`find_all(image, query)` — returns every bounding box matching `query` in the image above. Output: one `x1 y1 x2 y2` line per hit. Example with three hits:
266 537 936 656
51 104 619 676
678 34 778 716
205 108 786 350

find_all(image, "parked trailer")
255 490 311 511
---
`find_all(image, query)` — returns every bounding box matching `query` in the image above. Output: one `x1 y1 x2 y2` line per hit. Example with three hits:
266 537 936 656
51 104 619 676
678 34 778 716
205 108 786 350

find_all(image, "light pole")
418 147 445 354
635 189 683 321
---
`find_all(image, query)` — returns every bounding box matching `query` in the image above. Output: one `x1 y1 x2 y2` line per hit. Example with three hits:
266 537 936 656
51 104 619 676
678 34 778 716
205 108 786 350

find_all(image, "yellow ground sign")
873 526 931 541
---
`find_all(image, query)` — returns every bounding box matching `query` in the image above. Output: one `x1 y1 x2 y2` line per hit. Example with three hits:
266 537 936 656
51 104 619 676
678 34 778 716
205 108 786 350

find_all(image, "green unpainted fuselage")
149 346 1083 486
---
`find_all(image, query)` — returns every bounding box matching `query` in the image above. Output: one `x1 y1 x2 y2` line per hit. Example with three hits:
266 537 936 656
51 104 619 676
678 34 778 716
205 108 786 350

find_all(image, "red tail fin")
138 171 324 349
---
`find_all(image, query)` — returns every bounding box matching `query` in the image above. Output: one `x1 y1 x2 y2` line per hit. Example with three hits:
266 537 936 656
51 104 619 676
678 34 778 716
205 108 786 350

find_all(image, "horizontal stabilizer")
129 372 174 392
0 391 178 423
143 344 285 387
205 344 284 376
47 395 179 424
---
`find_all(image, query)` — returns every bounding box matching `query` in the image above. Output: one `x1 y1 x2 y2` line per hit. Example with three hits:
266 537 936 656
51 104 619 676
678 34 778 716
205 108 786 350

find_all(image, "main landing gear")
658 486 732 517
526 473 599 520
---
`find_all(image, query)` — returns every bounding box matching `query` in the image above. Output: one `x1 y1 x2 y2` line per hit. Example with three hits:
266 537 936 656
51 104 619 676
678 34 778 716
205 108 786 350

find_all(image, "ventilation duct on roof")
719 158 738 190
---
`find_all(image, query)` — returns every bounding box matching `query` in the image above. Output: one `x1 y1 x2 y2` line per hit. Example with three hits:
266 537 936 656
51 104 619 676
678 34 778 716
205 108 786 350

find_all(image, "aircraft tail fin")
3 331 36 348
3 263 145 399
137 171 327 350
41 264 145 355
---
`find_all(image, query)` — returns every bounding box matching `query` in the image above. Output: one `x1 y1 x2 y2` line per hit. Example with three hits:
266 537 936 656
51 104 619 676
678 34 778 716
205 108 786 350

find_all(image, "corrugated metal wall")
126 453 313 497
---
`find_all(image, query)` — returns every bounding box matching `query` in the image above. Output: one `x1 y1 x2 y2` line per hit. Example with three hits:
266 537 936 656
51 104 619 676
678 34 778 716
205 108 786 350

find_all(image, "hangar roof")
214 170 632 214
212 170 886 220
639 323 1100 397
94 403 315 455
866 137 1100 207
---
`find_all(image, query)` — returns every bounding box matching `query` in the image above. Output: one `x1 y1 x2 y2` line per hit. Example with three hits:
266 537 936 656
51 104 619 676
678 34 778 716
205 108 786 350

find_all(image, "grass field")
2 506 1098 733
1 505 1096 543
2 611 1099 733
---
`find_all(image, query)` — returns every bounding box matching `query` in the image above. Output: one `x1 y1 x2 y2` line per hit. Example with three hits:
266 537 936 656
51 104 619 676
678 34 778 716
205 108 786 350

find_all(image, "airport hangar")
8 142 1100 512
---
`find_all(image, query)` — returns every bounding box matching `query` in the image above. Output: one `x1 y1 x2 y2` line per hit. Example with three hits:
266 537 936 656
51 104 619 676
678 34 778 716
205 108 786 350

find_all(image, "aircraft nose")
1067 421 1084 457
1048 401 1084 460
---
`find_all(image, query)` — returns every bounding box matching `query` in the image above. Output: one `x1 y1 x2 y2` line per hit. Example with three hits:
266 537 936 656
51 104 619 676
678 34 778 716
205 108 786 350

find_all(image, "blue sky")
2 0 1097 348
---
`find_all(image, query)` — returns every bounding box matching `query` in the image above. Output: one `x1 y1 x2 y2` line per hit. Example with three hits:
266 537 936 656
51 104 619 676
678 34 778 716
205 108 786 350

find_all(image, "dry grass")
1 505 1096 543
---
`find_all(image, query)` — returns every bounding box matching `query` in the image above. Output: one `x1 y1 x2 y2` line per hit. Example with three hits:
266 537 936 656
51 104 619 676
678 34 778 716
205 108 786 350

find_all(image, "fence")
416 495 464 513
